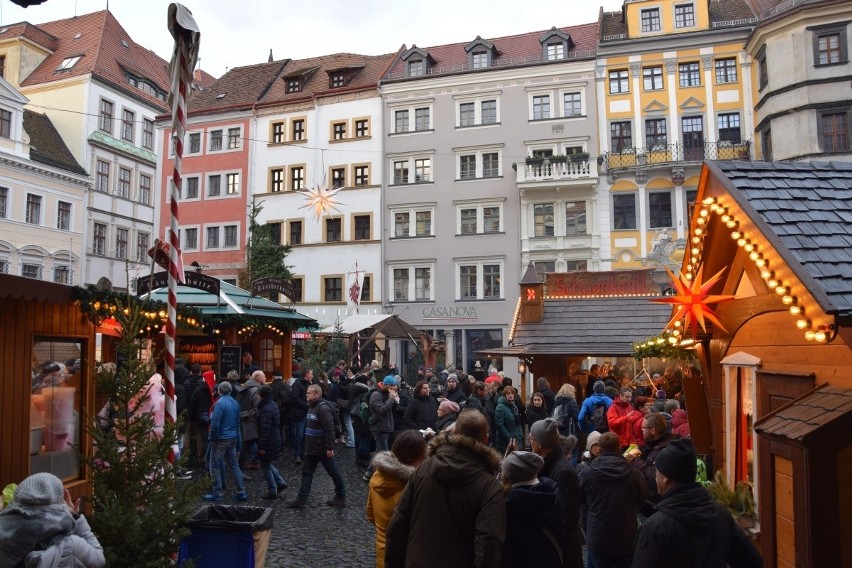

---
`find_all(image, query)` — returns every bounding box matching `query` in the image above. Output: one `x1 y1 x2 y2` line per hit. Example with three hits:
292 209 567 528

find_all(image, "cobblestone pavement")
192 446 377 568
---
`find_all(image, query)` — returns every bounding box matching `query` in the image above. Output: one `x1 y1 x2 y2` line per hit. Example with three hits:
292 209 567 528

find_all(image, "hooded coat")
385 433 505 568
255 397 282 460
631 432 679 504
632 482 763 568
494 396 524 453
404 393 438 430
578 452 647 555
577 393 612 433
606 398 634 447
502 478 565 568
628 410 646 446
366 451 415 568
672 409 690 438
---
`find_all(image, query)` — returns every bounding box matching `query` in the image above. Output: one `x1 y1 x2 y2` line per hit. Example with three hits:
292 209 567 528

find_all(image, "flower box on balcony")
550 155 568 164
569 152 589 163
525 156 544 166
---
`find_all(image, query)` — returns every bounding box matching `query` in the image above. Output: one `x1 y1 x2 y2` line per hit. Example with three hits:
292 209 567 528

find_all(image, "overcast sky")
1 0 625 78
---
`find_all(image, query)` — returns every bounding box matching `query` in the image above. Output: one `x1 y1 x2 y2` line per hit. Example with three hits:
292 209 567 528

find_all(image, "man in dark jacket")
529 418 583 568
632 438 762 568
364 376 400 480
269 370 290 445
288 369 312 464
629 412 679 507
445 374 467 405
386 409 506 568
187 374 213 468
579 432 647 567
286 384 347 508
255 386 287 500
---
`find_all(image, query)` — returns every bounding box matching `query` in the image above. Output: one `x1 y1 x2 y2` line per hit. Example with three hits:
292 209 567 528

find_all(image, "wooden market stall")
671 160 852 567
0 274 97 502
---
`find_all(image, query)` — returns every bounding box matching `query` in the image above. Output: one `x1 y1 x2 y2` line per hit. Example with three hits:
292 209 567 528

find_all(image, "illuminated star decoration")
652 267 735 339
298 183 342 222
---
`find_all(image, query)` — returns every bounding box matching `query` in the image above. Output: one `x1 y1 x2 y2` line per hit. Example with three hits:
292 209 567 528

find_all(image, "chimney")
193 68 201 82
268 49 273 62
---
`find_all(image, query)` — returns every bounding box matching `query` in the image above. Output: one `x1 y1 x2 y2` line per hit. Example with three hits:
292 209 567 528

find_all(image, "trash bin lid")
188 505 275 532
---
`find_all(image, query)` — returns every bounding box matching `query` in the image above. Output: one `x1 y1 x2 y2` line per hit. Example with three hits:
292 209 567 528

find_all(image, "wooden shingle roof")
754 384 852 442
709 161 852 317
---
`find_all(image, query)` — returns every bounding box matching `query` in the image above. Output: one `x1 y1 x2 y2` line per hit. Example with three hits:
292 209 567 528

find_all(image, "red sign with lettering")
545 270 659 297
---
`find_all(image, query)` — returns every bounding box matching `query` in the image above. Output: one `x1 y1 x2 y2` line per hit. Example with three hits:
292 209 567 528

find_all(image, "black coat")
526 404 548 429
183 375 204 415
632 433 679 504
633 482 763 568
540 386 557 415
578 452 647 554
404 393 438 430
256 397 282 460
445 386 467 405
435 412 458 432
304 399 336 456
289 377 311 420
187 383 212 425
503 477 565 568
540 450 582 568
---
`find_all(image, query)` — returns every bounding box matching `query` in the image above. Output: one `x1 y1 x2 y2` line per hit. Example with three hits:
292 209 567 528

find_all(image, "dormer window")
330 73 346 88
465 37 498 70
286 78 301 93
539 28 574 61
546 43 564 61
57 55 81 71
408 60 424 77
471 52 489 69
402 46 434 77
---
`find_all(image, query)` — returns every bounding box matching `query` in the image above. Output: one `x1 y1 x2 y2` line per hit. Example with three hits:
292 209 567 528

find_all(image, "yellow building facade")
596 0 758 270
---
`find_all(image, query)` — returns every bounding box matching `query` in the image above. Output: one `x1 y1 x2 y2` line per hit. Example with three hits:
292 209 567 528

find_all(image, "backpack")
590 402 609 433
553 402 577 436
321 400 342 438
236 386 259 440
359 391 373 425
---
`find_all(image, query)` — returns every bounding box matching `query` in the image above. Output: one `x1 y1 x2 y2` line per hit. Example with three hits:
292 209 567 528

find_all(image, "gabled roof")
708 160 852 317
384 22 599 80
0 22 58 51
18 10 171 111
754 383 852 443
317 314 421 339
23 109 87 176
187 59 288 115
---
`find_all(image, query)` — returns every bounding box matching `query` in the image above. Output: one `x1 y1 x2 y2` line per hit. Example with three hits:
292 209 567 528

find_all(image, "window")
394 160 409 184
22 264 42 280
458 204 502 235
270 168 284 192
354 165 369 186
224 225 238 247
25 194 41 225
415 158 431 182
0 55 5 78
57 201 71 230
0 187 6 218
534 261 556 273
565 260 588 271
482 153 499 177
814 27 847 65
641 8 661 32
325 218 342 242
137 232 150 262
414 268 430 301
290 277 303 302
483 265 501 299
0 109 10 138
643 66 663 91
416 211 431 236
611 121 633 151
458 262 502 300
460 155 476 180
332 121 346 140
460 208 477 235
393 208 433 238
758 51 768 89
96 160 109 193
53 265 70 284
408 60 424 76
271 122 285 143
209 129 222 151
415 108 430 131
459 266 477 299
207 174 221 197
227 127 240 149
331 167 346 189
484 206 500 233
289 220 303 245
648 192 673 228
355 119 369 137
286 78 301 93
684 188 697 230
360 276 372 302
715 58 738 84
142 119 154 150
482 100 497 124
354 215 371 240
116 228 129 258
762 129 773 161
117 168 131 199
546 43 565 61
460 102 475 127
394 212 410 237
718 113 741 144
395 110 409 133
471 52 489 69
100 99 113 132
819 111 849 153
93 223 107 255
121 109 134 142
324 277 343 302
534 203 555 237
285 166 302 191
206 226 220 248
58 55 81 70
138 174 151 205
645 119 667 148
613 193 637 230
291 119 305 141
679 62 701 87
609 70 629 94
226 172 240 194
393 268 410 301
189 132 201 153
675 4 695 28
565 201 587 235
330 73 346 88
184 176 198 199
563 93 582 117
532 95 551 120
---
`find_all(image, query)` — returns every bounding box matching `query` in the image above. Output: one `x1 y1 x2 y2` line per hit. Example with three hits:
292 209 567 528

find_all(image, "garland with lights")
72 285 203 330
633 333 696 361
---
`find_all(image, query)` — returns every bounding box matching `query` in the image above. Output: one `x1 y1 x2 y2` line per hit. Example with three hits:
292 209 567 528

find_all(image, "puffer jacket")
385 433 505 568
23 515 106 568
404 393 438 430
366 451 415 568
256 397 282 460
494 396 523 453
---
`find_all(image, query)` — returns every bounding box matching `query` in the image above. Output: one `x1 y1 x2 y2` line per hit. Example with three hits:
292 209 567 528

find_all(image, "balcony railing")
516 159 597 184
602 140 752 171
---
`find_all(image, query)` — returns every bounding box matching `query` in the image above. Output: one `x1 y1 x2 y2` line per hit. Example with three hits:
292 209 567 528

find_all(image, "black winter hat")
655 438 697 483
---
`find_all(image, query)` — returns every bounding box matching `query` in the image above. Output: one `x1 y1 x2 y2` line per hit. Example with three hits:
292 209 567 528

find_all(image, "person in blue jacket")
204 381 246 501
578 381 613 433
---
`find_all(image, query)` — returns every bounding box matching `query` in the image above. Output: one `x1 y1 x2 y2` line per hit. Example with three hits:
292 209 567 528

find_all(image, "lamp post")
518 359 527 402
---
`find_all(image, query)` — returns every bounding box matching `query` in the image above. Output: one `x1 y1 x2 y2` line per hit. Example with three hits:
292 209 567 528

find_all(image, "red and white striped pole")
166 4 199 462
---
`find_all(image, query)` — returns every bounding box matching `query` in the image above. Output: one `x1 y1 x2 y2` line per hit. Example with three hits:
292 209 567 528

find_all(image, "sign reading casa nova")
422 305 479 323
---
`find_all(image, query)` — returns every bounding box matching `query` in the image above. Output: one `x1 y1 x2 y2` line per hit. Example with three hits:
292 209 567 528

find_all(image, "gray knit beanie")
14 472 64 507
502 451 544 484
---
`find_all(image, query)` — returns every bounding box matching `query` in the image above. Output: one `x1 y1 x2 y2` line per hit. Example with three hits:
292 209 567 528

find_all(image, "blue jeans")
290 419 306 458
209 438 244 496
365 431 390 475
260 459 287 494
296 453 346 502
340 410 355 447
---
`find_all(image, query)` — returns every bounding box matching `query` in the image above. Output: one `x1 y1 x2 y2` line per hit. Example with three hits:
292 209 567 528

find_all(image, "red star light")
652 267 735 338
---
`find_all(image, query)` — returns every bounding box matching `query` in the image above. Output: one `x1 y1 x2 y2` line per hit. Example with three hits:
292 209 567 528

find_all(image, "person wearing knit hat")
576 430 602 476
578 380 613 433
0 473 105 567
633 438 762 567
530 417 561 449
501 451 544 485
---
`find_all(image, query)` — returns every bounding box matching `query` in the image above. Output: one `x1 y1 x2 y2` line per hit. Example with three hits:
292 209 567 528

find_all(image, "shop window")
30 337 85 480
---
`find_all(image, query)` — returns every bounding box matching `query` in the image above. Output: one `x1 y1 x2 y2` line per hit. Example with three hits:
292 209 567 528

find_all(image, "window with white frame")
715 58 738 84
183 227 198 250
643 66 664 91
456 148 501 180
136 232 149 262
227 127 241 149
679 62 701 87
393 160 409 185
100 99 113 133
563 92 583 117
565 201 587 235
208 174 221 197
206 226 220 249
414 108 430 131
718 113 742 144
188 132 201 154
392 206 434 238
0 187 7 218
0 109 11 139
609 70 629 94
534 260 556 273
459 102 475 127
96 160 110 193
391 265 433 302
209 129 223 151
117 167 131 199
456 97 500 127
532 94 551 120
142 119 154 150
139 174 151 205
457 260 502 300
53 265 70 284
674 4 695 28
57 201 71 230
546 43 565 61
456 202 503 235
121 109 135 142
533 203 554 237
115 227 129 259
226 172 240 194
224 225 238 248
641 8 661 32
93 223 107 255
392 104 432 133
25 194 41 225
648 191 673 228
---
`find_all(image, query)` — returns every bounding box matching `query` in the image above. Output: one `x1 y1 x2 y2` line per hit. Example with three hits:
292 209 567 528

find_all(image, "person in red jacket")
628 396 652 446
606 387 636 451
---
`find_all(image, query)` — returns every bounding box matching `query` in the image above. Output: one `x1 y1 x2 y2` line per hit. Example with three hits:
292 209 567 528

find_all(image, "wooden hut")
674 161 852 567
0 274 97 503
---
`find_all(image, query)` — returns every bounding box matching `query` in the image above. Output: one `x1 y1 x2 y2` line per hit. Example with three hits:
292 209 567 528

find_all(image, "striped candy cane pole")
167 4 200 463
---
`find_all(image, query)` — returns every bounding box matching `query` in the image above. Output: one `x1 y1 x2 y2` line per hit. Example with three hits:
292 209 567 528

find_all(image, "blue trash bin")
178 505 275 568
